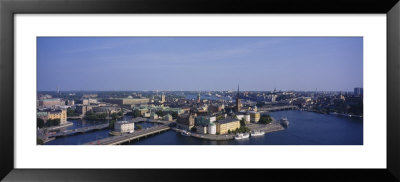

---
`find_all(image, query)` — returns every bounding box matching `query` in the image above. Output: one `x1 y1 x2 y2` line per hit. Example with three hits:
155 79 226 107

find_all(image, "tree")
67 108 79 117
109 120 116 129
132 109 141 118
171 112 178 119
45 119 60 127
136 124 142 130
37 138 44 145
228 129 231 134
156 110 164 117
240 118 246 127
37 118 45 128
259 115 272 124
191 127 197 132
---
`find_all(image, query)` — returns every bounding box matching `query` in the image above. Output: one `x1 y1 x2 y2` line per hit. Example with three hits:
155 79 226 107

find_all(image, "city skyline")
37 37 363 91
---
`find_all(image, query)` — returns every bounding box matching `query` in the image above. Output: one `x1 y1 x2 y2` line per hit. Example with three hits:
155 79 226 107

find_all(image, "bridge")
47 123 109 137
67 115 84 119
258 105 299 112
84 125 170 145
131 117 174 126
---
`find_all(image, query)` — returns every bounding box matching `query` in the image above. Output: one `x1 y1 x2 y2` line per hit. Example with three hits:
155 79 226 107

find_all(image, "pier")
85 125 170 145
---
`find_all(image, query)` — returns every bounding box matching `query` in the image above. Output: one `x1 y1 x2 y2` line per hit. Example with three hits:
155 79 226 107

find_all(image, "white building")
244 113 251 124
208 123 216 135
163 114 173 121
209 116 216 123
150 113 159 120
114 121 134 133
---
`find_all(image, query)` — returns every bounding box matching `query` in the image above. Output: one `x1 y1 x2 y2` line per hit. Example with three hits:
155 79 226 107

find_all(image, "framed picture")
1 0 399 181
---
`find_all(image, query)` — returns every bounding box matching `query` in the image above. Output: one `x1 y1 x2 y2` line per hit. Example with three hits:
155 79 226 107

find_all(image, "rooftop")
217 118 239 124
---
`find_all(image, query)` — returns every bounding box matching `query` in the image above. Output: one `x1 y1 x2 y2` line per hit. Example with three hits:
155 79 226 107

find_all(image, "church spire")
237 84 240 97
236 84 241 112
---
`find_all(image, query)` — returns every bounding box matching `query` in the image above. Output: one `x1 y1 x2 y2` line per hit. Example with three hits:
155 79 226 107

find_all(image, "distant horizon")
37 88 362 92
38 37 363 91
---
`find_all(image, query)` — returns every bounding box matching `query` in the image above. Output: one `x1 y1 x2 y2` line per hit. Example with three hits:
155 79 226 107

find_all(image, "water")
185 94 232 101
45 115 156 145
45 110 363 145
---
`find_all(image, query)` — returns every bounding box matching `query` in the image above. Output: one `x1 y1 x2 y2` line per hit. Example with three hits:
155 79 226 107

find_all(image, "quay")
85 125 170 145
171 128 234 140
43 121 74 131
171 120 285 141
258 105 299 112
47 123 109 137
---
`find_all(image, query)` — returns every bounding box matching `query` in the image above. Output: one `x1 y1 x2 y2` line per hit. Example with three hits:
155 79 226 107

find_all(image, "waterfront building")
250 111 260 123
216 118 240 134
92 106 119 114
37 109 67 125
208 123 217 135
163 114 173 121
143 112 151 118
196 125 208 134
176 113 196 130
37 111 48 119
150 113 159 120
114 121 134 133
39 98 65 107
236 84 242 112
195 115 215 126
48 109 67 124
75 105 94 115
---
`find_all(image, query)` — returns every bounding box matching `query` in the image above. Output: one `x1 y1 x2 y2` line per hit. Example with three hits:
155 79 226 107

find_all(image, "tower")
197 93 201 103
236 84 241 112
161 93 166 103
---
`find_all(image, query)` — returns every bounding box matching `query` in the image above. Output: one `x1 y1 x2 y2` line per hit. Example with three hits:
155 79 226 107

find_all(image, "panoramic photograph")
36 37 363 145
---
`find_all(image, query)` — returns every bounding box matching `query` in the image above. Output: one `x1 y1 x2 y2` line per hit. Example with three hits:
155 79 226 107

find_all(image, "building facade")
104 98 149 106
39 98 65 107
216 118 240 134
114 121 134 133
37 109 67 125
250 111 260 123
176 113 196 130
163 114 173 121
208 123 217 134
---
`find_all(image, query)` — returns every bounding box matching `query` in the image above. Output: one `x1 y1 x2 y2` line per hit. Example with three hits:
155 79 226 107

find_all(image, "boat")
250 130 265 137
280 117 289 128
181 131 191 136
235 133 250 140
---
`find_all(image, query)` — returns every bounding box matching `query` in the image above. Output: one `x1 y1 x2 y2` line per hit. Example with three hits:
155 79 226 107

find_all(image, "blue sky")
37 37 363 91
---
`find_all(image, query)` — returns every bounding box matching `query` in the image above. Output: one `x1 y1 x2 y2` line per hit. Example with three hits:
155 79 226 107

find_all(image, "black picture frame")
1 0 399 181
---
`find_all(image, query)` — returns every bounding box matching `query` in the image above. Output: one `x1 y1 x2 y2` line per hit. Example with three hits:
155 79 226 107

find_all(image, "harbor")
43 110 363 145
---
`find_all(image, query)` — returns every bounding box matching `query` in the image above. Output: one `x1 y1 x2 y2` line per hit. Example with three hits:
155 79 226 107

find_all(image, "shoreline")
171 120 285 141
